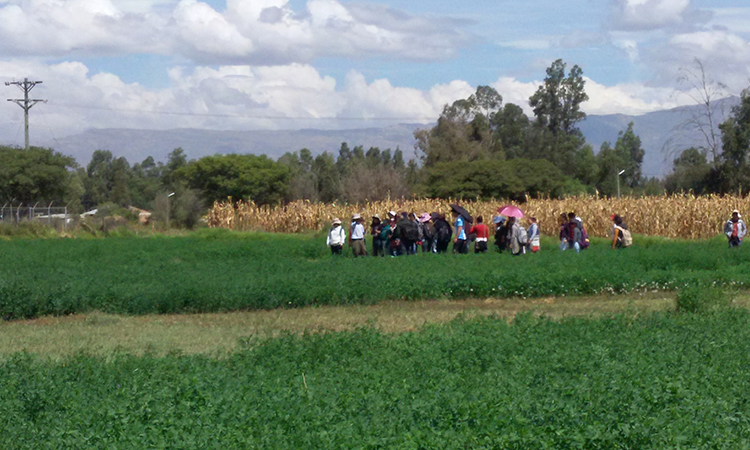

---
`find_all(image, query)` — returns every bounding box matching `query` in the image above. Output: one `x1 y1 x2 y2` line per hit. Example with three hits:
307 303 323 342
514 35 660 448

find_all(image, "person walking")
433 213 452 253
507 216 527 256
326 218 346 255
560 213 581 252
349 214 367 257
452 209 469 254
724 209 747 248
370 214 385 257
418 213 433 253
493 216 508 253
526 216 540 253
470 216 490 253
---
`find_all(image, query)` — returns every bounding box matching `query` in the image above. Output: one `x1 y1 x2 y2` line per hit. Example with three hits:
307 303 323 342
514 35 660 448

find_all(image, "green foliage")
529 59 589 136
177 153 290 205
0 146 77 205
665 147 711 194
676 286 732 313
0 233 747 320
4 311 750 447
426 158 569 200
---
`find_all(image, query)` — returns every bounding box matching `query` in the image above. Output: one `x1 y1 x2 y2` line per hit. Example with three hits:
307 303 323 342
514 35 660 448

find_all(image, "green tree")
0 146 77 205
715 88 750 192
529 59 589 136
177 154 290 205
614 122 645 188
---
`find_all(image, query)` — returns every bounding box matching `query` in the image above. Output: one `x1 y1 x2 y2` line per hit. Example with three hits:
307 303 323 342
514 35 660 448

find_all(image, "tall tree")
529 59 589 136
716 88 750 192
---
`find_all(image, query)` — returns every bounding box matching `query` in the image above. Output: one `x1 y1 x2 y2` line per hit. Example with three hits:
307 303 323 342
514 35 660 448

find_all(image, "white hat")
332 218 341 225
352 213 362 220
388 210 396 217
733 209 741 218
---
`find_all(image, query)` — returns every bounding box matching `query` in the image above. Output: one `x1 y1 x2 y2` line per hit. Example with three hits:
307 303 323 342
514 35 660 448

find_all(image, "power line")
49 101 436 122
6 78 47 149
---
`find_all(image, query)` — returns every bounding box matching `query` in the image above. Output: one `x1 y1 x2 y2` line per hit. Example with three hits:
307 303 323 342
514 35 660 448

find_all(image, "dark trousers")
372 238 385 256
436 240 450 253
729 236 742 247
453 239 468 254
475 241 488 253
330 244 342 255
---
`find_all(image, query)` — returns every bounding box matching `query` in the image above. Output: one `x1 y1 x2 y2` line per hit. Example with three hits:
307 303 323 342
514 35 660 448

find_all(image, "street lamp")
617 169 625 198
167 192 175 228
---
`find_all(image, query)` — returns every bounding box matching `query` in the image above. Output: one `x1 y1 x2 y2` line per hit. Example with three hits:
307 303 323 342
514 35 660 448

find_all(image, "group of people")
327 206 542 257
326 207 748 256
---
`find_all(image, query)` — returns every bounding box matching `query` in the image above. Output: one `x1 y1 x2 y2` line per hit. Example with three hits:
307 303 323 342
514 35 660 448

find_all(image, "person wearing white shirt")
349 213 367 257
326 218 346 255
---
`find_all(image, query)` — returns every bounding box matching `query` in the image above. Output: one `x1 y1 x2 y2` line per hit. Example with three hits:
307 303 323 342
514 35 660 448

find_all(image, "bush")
675 286 732 313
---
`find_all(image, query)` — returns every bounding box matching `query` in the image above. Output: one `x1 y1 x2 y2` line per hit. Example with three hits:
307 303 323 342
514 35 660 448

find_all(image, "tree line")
2 59 749 227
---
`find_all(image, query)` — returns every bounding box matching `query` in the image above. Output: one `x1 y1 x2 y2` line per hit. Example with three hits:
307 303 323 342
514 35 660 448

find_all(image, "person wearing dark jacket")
493 216 508 253
611 214 629 249
370 214 385 256
432 214 452 253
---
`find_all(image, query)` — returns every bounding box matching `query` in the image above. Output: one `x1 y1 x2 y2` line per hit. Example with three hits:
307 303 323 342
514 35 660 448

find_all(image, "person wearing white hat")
724 210 747 248
349 213 367 257
326 218 346 255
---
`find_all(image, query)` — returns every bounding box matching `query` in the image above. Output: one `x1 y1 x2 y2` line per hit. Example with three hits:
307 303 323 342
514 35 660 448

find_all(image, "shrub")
675 286 732 313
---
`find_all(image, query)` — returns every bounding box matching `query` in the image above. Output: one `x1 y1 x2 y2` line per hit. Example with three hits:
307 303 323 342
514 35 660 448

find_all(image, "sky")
0 0 749 147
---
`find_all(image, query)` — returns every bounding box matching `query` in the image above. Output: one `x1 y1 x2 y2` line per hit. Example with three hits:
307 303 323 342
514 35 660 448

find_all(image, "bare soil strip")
0 292 691 359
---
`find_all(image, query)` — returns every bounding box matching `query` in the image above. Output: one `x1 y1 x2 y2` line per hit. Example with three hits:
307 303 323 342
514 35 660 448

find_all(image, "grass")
0 292 678 359
0 229 748 320
3 310 750 448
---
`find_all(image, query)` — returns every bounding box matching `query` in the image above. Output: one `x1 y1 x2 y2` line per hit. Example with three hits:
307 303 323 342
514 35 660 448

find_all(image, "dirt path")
0 292 684 359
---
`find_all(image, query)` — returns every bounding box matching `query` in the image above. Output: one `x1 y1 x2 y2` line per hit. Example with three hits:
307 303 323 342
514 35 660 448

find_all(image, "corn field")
206 195 750 239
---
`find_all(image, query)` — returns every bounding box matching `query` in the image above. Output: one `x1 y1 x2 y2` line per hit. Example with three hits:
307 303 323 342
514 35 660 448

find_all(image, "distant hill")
35 97 739 178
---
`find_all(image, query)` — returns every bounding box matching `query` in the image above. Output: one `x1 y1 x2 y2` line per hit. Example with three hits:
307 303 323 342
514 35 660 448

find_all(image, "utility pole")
6 78 46 150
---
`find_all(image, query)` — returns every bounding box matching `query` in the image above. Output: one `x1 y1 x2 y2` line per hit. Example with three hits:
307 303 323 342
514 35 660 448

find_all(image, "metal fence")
0 205 71 230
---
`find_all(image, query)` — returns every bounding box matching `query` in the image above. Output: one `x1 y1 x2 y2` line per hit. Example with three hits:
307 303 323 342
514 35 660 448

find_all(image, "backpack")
401 220 419 241
518 226 529 245
617 226 633 247
436 222 452 244
579 224 590 249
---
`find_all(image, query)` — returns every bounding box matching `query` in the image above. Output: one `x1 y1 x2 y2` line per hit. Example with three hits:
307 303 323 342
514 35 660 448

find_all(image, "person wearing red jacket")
470 216 490 253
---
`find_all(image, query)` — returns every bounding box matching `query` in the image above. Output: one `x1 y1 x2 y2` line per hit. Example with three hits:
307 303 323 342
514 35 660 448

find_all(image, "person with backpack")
611 214 632 249
470 216 490 253
326 218 346 255
724 209 747 248
433 213 452 253
394 212 419 255
507 216 528 256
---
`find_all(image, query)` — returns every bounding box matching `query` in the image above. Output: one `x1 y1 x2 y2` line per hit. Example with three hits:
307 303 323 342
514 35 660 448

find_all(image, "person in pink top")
470 216 490 253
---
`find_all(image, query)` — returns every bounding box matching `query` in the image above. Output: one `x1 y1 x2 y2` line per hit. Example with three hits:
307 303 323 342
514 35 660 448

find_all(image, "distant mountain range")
35 97 740 178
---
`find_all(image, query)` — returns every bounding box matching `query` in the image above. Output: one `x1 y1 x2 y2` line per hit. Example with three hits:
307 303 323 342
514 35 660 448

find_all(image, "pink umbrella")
497 205 525 218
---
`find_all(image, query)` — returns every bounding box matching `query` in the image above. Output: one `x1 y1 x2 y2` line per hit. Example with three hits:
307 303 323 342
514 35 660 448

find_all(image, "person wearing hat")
724 210 747 248
326 218 346 255
370 214 385 257
350 213 368 257
417 213 433 253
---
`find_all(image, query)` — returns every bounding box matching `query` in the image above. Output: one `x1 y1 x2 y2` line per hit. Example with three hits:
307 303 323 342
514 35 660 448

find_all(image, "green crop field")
0 229 748 320
2 311 750 448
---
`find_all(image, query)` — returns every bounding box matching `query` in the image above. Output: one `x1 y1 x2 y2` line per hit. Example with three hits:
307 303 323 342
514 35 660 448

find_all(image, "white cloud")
611 0 708 31
0 0 471 64
646 30 750 92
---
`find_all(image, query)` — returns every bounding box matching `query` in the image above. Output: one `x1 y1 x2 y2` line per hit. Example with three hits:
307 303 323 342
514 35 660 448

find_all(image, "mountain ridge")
33 98 739 178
